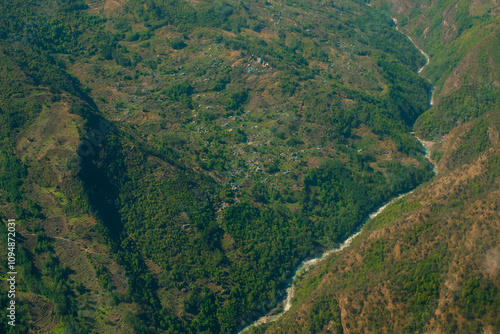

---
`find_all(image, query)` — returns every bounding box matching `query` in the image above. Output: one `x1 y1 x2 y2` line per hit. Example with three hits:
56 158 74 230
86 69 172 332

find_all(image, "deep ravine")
239 17 437 334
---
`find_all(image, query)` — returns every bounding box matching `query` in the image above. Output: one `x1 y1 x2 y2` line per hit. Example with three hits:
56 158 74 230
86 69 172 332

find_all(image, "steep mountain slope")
252 113 500 333
2 0 491 333
371 0 500 139
253 1 500 333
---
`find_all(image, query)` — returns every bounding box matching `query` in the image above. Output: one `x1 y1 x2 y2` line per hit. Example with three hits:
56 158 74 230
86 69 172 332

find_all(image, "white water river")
239 15 436 334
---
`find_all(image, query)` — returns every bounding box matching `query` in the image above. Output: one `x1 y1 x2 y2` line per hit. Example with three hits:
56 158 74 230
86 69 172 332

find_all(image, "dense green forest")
389 0 500 139
254 111 500 334
249 0 500 333
0 0 439 333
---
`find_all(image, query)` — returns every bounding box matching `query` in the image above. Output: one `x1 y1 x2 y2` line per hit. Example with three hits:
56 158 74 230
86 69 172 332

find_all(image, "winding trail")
239 15 436 334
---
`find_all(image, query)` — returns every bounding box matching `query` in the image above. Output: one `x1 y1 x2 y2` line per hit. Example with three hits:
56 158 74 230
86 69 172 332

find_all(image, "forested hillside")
0 0 486 333
253 0 500 333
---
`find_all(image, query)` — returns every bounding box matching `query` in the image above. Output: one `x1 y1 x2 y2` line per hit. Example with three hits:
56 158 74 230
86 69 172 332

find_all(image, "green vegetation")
304 296 343 333
258 127 500 332
0 0 445 332
248 0 500 332
396 0 500 139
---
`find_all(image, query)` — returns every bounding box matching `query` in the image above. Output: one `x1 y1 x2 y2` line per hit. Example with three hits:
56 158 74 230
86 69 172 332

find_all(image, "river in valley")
239 14 436 334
